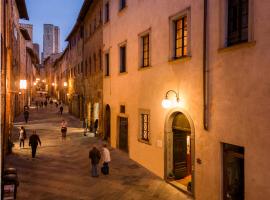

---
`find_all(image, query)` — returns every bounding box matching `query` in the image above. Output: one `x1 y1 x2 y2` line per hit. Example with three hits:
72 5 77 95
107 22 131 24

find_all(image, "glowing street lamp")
36 78 40 81
63 82 68 87
33 82 37 86
52 83 55 86
20 80 27 89
161 90 183 109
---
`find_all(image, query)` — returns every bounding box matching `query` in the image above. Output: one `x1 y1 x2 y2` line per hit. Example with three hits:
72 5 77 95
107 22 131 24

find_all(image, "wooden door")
173 129 187 179
223 144 244 200
119 117 128 152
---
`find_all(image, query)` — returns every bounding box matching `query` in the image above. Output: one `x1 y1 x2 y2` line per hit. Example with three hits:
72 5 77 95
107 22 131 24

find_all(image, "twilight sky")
20 0 84 53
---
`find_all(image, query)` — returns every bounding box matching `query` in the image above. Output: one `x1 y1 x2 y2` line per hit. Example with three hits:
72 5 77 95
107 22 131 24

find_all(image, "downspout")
203 0 209 130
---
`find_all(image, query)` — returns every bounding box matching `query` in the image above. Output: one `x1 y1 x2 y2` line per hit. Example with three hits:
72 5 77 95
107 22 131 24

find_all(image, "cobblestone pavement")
5 105 191 200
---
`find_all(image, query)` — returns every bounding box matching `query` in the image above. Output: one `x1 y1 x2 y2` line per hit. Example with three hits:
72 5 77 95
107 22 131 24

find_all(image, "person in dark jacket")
24 110 29 123
89 146 101 177
59 106 63 115
29 131 41 158
44 101 47 107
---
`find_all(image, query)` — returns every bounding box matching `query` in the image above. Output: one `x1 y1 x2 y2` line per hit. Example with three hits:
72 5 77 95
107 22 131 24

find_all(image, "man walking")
89 146 101 177
29 131 41 158
24 109 29 123
101 144 111 175
59 105 63 115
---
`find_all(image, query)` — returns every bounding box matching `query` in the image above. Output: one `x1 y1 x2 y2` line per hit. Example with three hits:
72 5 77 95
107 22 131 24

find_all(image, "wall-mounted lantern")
161 90 183 109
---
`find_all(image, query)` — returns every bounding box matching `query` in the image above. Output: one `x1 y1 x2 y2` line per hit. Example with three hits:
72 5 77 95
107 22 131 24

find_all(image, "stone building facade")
0 0 35 157
46 0 270 199
63 0 103 132
102 0 270 199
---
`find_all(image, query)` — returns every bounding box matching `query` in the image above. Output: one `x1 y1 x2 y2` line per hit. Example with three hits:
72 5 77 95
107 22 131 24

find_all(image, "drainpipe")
203 0 209 130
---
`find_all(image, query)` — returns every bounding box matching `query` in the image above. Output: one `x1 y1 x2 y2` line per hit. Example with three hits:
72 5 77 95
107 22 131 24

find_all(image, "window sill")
138 65 152 71
138 138 151 145
119 71 128 75
218 41 256 53
168 56 192 64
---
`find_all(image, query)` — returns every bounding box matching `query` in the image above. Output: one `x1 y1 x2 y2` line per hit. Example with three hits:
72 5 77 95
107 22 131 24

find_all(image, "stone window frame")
138 28 151 69
169 7 191 61
138 109 151 145
219 0 255 49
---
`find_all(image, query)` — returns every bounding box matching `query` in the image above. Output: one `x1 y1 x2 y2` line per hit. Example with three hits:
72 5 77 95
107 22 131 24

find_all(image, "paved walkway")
5 105 191 200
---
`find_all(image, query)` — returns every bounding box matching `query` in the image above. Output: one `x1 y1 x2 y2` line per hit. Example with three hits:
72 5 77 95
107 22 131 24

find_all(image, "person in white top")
102 144 111 175
19 126 26 148
61 120 67 138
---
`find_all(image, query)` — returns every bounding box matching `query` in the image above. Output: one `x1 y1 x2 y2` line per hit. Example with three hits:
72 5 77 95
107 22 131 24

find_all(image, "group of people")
19 99 112 177
35 99 63 109
89 144 111 177
19 126 42 158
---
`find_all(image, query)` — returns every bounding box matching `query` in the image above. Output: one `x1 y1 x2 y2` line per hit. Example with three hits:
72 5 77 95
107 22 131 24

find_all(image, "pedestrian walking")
94 119 98 136
24 109 29 123
49 99 53 106
19 126 27 148
83 119 87 136
61 120 67 138
59 106 63 115
24 105 29 111
101 144 111 175
29 131 41 158
35 101 39 110
89 146 101 177
44 101 47 107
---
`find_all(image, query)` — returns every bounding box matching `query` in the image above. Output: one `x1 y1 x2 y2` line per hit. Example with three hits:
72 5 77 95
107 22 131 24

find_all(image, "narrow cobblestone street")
5 106 191 200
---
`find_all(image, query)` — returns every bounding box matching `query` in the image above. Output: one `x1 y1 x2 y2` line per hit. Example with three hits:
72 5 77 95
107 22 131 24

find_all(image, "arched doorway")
165 110 195 194
104 104 111 142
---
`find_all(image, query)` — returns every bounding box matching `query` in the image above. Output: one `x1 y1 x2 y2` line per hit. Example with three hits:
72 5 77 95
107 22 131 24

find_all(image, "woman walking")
19 126 26 148
61 120 67 139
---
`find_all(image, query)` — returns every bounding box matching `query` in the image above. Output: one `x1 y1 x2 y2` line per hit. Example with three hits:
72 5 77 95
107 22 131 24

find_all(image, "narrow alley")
5 106 190 200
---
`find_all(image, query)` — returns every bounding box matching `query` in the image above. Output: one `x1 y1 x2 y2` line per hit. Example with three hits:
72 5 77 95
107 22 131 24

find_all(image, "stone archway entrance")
104 104 111 142
165 110 195 194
